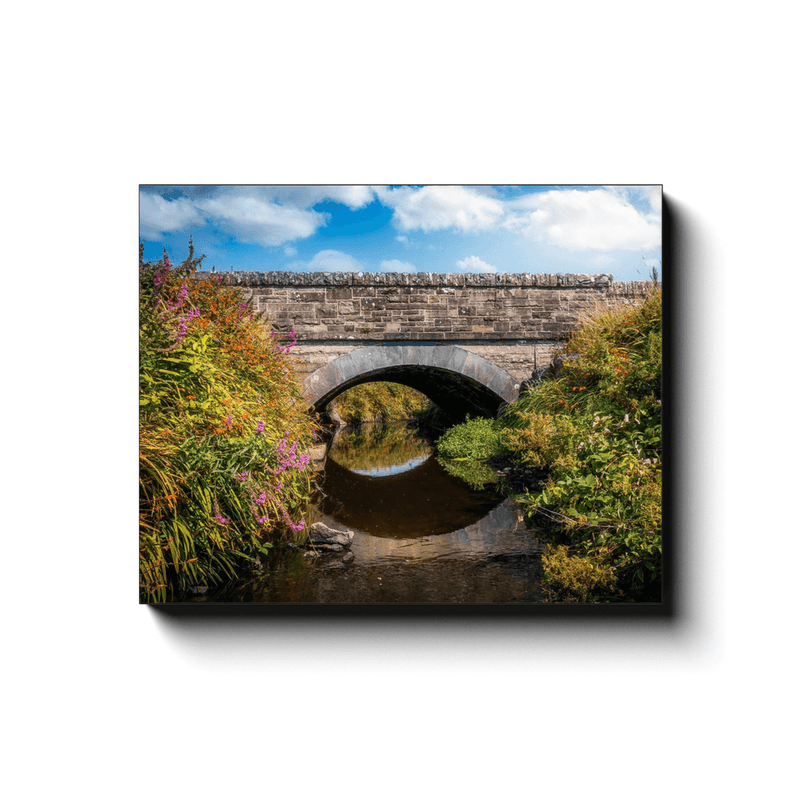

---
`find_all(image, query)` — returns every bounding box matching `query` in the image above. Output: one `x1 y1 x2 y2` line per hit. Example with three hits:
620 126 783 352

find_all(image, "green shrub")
435 416 506 488
541 545 616 602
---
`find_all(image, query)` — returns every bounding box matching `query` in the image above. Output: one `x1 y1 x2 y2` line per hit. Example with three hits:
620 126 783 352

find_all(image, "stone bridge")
200 271 651 418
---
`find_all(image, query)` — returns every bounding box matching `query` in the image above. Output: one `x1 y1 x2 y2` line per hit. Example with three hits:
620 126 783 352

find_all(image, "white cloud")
300 249 364 272
379 259 417 272
456 255 497 273
141 186 376 248
375 185 505 232
503 188 661 251
284 246 297 257
396 235 408 243
264 185 374 210
642 186 662 215
140 193 205 238
195 192 326 247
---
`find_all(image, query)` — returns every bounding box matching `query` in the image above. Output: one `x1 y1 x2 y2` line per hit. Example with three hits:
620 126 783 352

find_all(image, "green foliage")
541 545 616 602
139 242 317 602
330 381 433 425
507 290 663 601
435 416 506 488
436 416 506 461
434 289 662 601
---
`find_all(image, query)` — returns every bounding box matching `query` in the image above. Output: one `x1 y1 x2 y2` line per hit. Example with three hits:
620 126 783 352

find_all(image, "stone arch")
302 345 520 419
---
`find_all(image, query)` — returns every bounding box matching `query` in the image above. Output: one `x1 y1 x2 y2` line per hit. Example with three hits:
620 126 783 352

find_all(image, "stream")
201 422 544 603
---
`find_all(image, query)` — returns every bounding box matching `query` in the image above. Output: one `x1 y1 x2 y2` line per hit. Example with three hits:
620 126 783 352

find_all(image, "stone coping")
192 271 615 288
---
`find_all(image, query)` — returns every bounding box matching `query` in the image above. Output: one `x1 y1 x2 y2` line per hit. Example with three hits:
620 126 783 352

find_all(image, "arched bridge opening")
302 345 521 420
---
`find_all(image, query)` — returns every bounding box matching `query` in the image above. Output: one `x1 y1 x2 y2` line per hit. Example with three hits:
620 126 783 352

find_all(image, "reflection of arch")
302 345 520 419
318 452 504 538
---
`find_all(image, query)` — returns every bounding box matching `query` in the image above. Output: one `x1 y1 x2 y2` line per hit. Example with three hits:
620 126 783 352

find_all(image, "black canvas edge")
140 185 674 619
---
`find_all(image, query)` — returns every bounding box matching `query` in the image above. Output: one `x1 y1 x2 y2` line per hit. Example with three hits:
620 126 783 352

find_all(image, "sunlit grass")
329 382 433 425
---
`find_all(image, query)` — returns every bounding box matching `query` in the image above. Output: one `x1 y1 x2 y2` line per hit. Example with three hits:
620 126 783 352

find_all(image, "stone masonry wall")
196 271 653 343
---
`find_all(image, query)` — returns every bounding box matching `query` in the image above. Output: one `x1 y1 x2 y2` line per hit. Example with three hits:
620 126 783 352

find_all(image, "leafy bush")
139 242 317 602
541 545 616 602
435 416 506 489
436 416 505 461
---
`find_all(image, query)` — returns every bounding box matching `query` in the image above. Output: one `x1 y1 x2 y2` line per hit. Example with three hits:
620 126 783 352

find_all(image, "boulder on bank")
307 443 328 470
304 522 355 551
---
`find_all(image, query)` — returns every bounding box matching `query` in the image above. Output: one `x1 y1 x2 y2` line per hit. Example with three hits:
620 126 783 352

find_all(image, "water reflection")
326 424 432 475
200 422 544 603
348 453 430 477
207 498 544 604
319 450 503 539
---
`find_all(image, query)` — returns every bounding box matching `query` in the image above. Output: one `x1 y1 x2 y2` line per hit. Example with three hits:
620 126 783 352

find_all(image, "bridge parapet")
198 270 615 289
194 271 651 344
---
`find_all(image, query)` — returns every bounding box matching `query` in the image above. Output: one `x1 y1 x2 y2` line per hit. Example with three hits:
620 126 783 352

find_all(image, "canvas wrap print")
139 185 663 605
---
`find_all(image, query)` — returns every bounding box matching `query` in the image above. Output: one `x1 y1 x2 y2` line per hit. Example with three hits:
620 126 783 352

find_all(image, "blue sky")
140 185 662 281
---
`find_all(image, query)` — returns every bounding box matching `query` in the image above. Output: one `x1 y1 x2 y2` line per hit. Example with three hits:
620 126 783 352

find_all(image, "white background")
4 2 797 798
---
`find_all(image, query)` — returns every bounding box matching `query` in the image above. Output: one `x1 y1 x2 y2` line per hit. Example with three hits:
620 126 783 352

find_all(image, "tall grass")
436 287 662 601
139 242 317 602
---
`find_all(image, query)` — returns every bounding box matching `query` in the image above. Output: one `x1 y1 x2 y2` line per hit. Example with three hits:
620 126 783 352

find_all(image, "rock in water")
306 522 355 549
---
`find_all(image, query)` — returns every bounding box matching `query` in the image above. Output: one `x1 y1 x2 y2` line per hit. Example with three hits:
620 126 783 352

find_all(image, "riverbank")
436 287 662 602
325 381 433 426
139 244 318 602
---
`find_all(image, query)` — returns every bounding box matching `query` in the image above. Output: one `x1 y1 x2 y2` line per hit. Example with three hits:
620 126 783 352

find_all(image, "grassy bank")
328 382 433 426
139 243 317 602
436 288 662 602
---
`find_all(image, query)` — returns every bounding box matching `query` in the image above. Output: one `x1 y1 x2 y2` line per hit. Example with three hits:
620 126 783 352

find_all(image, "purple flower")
153 264 168 288
235 471 249 482
289 519 305 533
256 419 264 434
226 414 233 426
215 514 229 525
256 515 269 525
255 492 266 506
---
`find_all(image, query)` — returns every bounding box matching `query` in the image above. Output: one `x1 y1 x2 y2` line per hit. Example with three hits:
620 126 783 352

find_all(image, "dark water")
203 423 544 604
